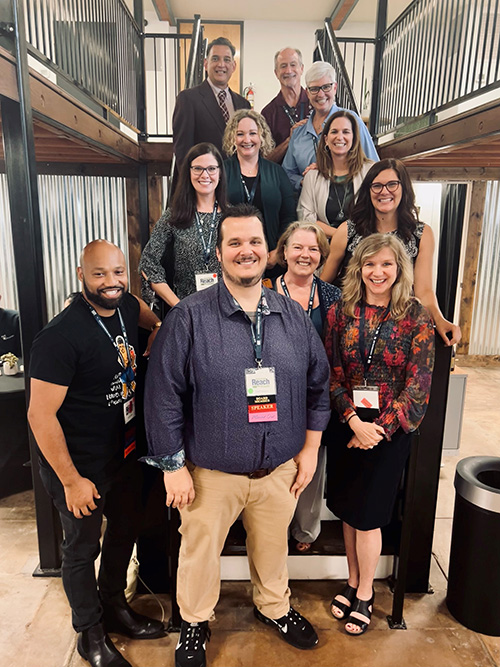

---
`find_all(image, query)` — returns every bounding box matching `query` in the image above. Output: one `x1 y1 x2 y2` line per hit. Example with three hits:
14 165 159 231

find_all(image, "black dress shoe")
77 622 132 666
101 592 165 640
254 606 318 649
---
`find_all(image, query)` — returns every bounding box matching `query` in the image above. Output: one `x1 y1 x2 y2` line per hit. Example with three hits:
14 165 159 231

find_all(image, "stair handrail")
319 19 360 116
185 14 204 90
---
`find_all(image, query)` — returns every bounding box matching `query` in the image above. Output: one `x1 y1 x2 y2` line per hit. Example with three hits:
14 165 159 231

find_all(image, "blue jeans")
39 459 142 632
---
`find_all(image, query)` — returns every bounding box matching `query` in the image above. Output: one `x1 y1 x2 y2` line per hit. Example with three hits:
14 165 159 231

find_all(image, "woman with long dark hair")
298 110 373 238
321 158 461 345
139 142 227 307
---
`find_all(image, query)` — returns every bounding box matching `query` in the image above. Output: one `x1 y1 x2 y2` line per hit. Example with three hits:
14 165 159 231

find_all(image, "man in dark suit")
172 37 250 170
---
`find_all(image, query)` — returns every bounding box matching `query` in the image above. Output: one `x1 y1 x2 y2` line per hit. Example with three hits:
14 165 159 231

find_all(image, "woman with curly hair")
321 157 461 345
298 110 374 238
223 109 296 275
324 233 435 635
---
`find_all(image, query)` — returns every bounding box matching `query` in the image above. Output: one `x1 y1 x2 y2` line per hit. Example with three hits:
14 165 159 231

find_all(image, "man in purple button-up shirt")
144 204 330 667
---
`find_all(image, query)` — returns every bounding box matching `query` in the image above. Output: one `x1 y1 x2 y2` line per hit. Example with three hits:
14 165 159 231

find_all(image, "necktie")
218 90 230 123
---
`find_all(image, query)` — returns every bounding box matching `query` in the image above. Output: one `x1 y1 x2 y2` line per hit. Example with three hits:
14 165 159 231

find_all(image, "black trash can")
446 456 500 636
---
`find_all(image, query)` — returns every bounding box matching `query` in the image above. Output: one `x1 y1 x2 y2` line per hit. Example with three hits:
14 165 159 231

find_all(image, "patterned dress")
138 208 222 304
324 298 435 530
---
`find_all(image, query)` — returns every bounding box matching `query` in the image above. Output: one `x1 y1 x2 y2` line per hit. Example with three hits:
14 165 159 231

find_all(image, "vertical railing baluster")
445 0 462 105
479 0 493 89
471 0 487 92
486 0 499 85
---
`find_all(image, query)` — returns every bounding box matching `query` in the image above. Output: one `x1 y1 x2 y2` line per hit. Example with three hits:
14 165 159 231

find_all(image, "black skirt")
326 417 412 531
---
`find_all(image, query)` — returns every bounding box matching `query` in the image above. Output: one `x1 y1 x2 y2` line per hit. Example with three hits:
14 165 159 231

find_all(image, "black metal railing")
314 20 363 116
23 0 141 130
143 16 205 139
336 36 376 120
376 0 500 136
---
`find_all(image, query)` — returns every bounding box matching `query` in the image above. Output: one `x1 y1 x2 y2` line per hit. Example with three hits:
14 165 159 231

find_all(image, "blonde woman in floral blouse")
324 233 435 636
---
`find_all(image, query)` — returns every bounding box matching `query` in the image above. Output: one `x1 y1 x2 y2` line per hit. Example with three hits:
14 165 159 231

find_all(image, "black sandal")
345 592 375 636
330 583 357 620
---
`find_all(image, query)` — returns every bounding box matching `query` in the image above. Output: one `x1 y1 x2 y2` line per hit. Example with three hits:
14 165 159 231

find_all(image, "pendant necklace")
332 177 349 221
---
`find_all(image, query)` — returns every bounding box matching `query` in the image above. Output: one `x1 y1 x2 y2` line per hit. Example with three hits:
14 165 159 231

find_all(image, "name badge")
195 272 218 292
123 396 136 424
245 367 278 423
352 385 380 410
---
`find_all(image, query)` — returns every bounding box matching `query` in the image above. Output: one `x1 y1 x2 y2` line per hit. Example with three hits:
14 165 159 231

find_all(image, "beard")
220 263 265 289
82 279 126 311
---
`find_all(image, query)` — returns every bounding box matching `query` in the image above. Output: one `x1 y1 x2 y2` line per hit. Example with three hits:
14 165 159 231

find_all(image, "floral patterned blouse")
324 298 435 439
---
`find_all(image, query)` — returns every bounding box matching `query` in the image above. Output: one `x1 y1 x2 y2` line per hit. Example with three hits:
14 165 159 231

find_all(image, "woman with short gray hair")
282 63 378 193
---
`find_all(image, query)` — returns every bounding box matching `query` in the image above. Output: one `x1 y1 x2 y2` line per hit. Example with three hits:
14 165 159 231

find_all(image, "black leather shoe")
77 622 132 666
101 593 165 640
254 606 318 649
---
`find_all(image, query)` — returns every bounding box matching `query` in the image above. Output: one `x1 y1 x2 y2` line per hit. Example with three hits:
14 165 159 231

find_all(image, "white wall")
242 20 322 112
413 182 442 288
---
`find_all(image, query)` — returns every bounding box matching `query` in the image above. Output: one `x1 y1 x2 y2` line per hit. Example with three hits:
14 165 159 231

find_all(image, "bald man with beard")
28 240 164 667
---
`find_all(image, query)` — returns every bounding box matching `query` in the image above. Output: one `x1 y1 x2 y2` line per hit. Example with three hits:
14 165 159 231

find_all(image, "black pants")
39 459 143 632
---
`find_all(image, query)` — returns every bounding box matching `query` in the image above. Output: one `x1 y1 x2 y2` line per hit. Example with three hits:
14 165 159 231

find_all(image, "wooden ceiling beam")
408 167 500 181
151 0 175 24
329 0 360 30
378 99 500 162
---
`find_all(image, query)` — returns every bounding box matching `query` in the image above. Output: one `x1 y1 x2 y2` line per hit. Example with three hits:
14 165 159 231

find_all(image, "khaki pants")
178 459 298 622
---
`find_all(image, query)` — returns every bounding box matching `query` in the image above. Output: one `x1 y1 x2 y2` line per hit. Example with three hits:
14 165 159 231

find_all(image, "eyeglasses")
370 180 401 194
307 83 334 95
190 165 219 175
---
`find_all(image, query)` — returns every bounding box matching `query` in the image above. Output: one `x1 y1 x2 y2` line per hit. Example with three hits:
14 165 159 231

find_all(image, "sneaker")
175 620 211 667
254 606 318 649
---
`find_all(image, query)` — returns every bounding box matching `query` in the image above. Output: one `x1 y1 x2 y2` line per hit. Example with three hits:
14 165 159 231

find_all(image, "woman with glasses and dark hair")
324 233 435 635
282 62 378 194
222 109 296 276
298 110 374 238
139 142 227 308
321 158 461 345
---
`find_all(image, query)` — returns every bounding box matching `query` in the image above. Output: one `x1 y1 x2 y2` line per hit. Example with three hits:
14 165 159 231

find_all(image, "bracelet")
346 413 357 423
151 321 162 332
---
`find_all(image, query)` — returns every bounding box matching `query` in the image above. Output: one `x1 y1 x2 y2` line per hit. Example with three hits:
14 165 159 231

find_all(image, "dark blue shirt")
144 280 331 474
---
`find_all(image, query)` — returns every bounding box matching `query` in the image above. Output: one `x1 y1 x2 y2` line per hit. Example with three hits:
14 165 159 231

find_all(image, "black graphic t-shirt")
30 293 140 481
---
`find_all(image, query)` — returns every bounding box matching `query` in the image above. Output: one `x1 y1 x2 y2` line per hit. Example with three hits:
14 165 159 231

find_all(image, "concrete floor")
1 365 500 667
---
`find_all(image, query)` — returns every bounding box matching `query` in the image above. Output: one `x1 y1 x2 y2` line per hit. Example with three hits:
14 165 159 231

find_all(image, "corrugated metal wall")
0 176 18 311
0 174 128 320
469 181 500 355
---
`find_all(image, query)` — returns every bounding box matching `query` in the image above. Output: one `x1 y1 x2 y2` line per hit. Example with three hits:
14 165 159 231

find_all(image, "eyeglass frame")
369 180 401 194
190 165 220 175
306 83 335 95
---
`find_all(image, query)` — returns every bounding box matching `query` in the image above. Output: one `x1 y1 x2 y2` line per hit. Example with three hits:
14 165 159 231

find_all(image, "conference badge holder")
245 366 278 423
195 272 218 292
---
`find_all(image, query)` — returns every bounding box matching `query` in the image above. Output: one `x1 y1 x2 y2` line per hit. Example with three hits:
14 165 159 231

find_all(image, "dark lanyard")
82 296 135 392
312 134 318 152
234 289 265 368
240 173 259 204
280 276 317 317
194 202 218 268
282 101 308 126
359 303 391 378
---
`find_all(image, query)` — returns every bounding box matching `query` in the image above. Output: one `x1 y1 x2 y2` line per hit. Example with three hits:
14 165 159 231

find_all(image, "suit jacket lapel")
199 79 226 132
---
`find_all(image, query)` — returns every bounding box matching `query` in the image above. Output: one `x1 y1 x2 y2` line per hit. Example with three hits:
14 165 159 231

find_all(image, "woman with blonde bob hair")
274 221 340 552
298 110 374 238
324 234 435 636
223 109 295 276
